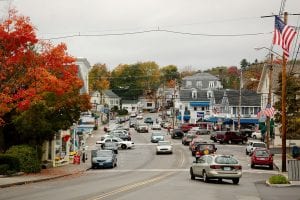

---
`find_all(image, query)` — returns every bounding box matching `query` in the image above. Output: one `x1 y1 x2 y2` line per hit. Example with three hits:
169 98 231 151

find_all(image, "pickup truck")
216 131 247 144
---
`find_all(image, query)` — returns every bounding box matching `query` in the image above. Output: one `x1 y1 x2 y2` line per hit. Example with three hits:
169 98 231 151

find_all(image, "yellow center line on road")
87 172 175 200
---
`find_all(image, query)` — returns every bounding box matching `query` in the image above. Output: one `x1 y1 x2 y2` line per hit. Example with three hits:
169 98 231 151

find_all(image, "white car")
136 115 143 120
152 124 162 130
156 141 173 154
245 141 266 155
251 131 262 139
96 137 134 149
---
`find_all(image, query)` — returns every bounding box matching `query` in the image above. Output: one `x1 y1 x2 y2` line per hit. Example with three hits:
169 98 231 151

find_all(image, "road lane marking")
87 168 279 174
87 172 175 200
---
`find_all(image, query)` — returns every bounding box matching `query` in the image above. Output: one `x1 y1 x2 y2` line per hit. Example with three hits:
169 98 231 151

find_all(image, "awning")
190 102 210 107
234 118 259 124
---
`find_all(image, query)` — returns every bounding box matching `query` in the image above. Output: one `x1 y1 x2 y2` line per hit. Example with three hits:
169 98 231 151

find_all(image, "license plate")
258 158 267 160
223 167 231 171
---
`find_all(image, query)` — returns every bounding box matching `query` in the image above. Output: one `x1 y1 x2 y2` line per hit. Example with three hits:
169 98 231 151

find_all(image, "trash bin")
73 155 80 164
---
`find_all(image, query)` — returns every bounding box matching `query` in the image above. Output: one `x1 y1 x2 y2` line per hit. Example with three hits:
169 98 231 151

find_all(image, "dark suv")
171 129 184 139
194 143 217 158
216 131 247 144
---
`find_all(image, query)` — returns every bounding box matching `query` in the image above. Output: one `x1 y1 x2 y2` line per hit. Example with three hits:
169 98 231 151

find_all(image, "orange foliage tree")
0 10 90 149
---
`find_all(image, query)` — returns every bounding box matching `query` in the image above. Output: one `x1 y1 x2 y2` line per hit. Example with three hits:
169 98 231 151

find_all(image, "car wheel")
228 140 232 144
232 178 239 184
251 163 254 168
190 168 195 180
269 164 273 170
203 171 209 183
246 150 249 155
121 144 127 149
242 140 246 144
253 135 257 139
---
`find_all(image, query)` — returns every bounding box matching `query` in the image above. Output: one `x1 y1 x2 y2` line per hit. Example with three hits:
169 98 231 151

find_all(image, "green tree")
274 72 300 139
240 58 249 70
89 63 110 104
160 65 180 87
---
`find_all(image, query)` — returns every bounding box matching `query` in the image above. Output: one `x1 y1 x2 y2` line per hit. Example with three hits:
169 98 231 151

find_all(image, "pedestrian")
167 126 170 135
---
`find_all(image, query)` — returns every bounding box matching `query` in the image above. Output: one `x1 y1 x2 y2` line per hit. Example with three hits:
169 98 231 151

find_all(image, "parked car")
250 148 274 169
182 133 197 145
149 108 157 113
96 137 134 149
239 128 253 137
246 141 266 155
144 117 154 125
156 140 173 154
189 127 210 135
102 142 118 154
190 154 242 184
91 150 117 169
194 143 217 158
129 120 136 128
216 131 248 144
251 131 262 140
171 129 184 139
151 132 165 143
179 123 193 132
210 131 219 142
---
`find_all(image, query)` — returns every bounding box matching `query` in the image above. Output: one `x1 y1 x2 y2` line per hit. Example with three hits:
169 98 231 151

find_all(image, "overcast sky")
1 0 300 70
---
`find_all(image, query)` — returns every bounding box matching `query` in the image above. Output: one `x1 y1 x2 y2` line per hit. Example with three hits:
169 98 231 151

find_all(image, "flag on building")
264 104 275 117
257 109 264 119
273 15 297 57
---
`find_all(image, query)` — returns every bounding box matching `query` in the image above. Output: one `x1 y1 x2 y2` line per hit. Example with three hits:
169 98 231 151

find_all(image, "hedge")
0 154 20 175
6 145 41 173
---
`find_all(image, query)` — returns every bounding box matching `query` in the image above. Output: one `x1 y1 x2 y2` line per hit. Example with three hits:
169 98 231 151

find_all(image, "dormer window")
186 81 192 88
209 81 214 88
196 81 202 88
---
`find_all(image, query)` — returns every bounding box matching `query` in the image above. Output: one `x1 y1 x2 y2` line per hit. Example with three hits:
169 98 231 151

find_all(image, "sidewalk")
0 155 91 188
0 124 103 188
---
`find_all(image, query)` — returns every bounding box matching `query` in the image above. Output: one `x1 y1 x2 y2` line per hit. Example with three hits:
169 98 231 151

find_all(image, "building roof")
182 72 219 81
103 90 120 98
179 89 261 106
122 100 139 104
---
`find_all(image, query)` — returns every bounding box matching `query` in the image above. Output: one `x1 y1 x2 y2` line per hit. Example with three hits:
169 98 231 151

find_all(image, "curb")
0 169 88 188
265 180 291 187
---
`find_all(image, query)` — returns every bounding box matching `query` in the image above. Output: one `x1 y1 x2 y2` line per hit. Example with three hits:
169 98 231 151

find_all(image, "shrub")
0 154 20 175
6 145 41 173
268 174 289 184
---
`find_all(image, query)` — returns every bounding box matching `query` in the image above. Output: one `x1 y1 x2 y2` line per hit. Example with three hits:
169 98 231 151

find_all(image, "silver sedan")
190 154 242 184
156 141 173 154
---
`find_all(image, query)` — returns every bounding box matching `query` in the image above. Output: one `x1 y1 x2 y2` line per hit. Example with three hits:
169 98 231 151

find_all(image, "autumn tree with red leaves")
0 10 91 151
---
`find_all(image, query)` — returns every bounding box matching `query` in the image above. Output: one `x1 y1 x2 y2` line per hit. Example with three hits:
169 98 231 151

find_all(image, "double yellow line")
87 146 186 200
88 172 174 200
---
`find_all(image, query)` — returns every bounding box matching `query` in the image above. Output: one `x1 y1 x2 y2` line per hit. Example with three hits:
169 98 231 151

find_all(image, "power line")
42 29 272 40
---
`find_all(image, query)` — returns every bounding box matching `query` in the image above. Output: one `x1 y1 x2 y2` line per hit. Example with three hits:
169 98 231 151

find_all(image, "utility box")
288 160 300 181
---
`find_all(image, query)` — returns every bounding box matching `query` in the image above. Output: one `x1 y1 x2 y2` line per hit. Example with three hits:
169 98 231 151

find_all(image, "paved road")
0 113 299 200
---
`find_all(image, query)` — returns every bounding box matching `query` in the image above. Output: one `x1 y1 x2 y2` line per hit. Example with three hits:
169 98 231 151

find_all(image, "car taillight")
210 165 221 169
234 165 242 170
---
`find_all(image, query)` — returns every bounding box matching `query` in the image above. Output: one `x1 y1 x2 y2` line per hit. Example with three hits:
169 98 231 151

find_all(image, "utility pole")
266 53 273 149
281 12 288 172
237 68 242 131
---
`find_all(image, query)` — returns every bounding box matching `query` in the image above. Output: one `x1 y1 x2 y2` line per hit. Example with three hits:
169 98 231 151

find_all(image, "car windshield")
158 141 171 146
92 150 113 157
199 145 214 150
253 143 266 148
255 150 270 157
215 156 238 164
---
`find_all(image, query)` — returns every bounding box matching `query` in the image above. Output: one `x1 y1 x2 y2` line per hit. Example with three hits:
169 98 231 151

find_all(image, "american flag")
257 109 264 119
264 104 275 117
273 15 297 57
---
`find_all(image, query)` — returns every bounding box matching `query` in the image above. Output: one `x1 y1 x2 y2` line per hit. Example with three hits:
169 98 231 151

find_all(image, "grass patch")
268 174 289 184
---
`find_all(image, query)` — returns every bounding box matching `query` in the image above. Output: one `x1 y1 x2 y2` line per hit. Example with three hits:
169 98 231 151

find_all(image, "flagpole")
266 53 273 149
281 12 288 172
